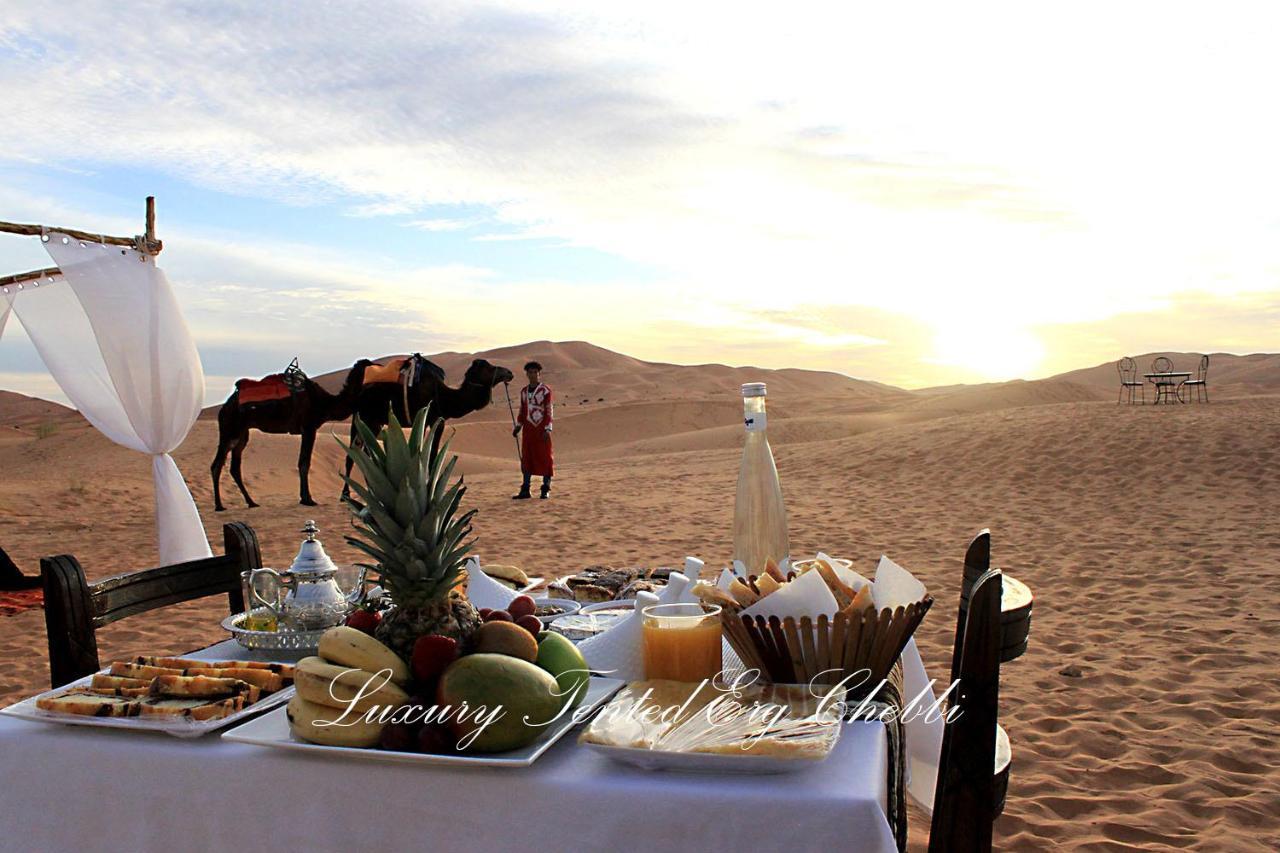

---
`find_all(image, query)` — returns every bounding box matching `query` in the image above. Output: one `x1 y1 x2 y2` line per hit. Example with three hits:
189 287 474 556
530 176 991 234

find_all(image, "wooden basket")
721 597 932 696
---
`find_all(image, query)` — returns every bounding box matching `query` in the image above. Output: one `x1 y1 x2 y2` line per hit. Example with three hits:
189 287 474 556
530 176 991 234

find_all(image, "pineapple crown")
338 406 475 603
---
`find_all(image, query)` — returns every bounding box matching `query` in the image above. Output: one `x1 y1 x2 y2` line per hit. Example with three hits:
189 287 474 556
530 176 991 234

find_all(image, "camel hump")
419 358 445 382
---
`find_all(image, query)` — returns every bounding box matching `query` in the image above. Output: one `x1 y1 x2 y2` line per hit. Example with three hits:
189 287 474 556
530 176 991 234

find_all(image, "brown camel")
340 356 514 500
212 359 374 511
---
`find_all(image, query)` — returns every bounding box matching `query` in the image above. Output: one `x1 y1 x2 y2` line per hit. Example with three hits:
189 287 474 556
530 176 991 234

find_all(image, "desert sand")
2 342 1278 850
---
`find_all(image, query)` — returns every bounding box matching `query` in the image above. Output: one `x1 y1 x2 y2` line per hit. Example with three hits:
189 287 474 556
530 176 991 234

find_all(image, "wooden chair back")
930 567 1004 853
41 523 259 687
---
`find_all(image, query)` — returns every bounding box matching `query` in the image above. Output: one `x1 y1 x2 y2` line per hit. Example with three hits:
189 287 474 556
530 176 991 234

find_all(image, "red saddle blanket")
363 358 407 386
0 588 43 618
235 374 293 405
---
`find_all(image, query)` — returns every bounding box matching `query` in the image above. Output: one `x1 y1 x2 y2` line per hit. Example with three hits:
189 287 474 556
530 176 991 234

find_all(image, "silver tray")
221 609 327 653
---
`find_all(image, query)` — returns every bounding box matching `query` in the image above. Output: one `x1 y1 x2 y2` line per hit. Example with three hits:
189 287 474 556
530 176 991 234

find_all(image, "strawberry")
345 606 382 635
412 634 459 682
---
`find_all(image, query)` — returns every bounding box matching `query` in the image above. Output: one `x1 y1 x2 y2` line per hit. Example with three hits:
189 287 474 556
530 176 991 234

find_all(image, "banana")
287 694 385 748
295 663 408 714
318 626 411 685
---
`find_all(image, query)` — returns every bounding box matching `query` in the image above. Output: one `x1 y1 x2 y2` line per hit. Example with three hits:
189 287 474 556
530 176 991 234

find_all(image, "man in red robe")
512 361 554 499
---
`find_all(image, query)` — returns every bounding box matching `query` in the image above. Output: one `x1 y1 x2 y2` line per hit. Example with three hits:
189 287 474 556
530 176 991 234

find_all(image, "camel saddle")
363 355 445 387
363 358 409 386
236 359 309 405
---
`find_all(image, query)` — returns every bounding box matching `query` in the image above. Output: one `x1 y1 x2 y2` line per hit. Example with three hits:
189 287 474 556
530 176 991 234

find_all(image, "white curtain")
0 234 211 564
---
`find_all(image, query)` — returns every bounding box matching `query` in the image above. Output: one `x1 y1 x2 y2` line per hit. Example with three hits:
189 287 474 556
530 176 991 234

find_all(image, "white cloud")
404 217 482 232
1 2 1278 385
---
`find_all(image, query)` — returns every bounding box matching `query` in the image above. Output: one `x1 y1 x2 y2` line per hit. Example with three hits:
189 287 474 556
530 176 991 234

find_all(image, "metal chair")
1117 357 1144 404
1183 355 1209 403
1150 356 1178 403
41 523 259 687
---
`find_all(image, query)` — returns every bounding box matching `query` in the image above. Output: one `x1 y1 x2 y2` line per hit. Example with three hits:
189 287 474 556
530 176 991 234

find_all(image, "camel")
212 359 374 511
341 356 514 500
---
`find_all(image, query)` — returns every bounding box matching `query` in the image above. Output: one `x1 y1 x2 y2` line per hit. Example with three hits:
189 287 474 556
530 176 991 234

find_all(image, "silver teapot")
248 521 366 631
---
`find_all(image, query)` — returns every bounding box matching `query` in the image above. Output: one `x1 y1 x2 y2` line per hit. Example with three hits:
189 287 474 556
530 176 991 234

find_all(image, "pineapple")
340 407 482 661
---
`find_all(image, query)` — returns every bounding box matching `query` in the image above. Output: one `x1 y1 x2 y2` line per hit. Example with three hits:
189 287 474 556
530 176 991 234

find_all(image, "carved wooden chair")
929 530 1033 853
41 523 260 688
1116 357 1144 405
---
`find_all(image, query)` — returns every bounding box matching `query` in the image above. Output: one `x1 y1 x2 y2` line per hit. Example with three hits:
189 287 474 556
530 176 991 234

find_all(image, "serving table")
0 640 900 853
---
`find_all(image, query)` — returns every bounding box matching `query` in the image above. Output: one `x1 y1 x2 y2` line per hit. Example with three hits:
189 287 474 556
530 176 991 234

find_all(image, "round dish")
531 597 581 625
550 600 636 641
221 609 325 653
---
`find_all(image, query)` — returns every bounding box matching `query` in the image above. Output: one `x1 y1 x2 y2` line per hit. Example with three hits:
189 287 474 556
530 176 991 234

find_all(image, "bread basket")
721 595 932 697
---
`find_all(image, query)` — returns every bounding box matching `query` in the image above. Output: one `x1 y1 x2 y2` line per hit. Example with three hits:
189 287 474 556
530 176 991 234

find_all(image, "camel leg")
298 428 318 506
341 419 359 501
211 436 231 512
230 430 259 509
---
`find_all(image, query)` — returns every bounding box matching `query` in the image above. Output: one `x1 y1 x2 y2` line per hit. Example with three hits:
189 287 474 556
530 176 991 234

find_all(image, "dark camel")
212 359 374 511
341 356 514 500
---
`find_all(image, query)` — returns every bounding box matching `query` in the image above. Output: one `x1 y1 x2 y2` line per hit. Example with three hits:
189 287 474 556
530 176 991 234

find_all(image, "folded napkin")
682 556 705 583
577 591 660 681
463 556 519 612
741 566 838 621
739 553 927 621
871 555 927 611
657 572 694 605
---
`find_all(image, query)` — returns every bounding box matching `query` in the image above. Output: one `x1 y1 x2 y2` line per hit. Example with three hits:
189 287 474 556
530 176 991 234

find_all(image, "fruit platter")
226 410 622 764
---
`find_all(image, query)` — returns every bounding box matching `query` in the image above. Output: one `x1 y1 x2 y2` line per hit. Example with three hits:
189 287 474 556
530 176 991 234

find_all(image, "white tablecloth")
0 641 898 853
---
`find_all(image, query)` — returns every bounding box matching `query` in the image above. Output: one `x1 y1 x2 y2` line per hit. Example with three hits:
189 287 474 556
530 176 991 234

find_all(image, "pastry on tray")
548 565 672 603
34 654 294 723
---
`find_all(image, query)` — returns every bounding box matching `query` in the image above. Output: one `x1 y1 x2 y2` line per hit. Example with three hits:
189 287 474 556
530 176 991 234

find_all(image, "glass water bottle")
732 382 790 575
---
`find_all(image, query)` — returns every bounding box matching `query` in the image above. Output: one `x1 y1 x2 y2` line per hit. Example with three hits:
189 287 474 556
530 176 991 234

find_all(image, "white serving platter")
1 672 295 739
222 676 624 767
579 735 841 774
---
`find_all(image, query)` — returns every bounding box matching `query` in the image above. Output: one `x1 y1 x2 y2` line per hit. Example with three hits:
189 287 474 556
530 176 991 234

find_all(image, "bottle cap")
741 382 767 397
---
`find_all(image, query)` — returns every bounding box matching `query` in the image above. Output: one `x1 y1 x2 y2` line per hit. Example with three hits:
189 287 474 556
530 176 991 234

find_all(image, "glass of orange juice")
642 603 722 682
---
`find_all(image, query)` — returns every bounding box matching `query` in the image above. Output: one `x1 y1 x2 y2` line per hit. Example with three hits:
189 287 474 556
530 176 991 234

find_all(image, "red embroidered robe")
518 383 554 477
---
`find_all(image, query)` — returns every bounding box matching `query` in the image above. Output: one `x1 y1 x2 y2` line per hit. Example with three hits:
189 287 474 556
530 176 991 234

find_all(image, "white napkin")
715 567 737 591
463 556 518 611
658 572 694 605
682 556 704 583
732 559 749 578
741 567 837 621
577 591 660 681
872 555 927 611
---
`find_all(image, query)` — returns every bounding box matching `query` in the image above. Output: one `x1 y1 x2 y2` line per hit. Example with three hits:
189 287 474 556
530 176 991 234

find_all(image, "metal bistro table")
1144 371 1192 404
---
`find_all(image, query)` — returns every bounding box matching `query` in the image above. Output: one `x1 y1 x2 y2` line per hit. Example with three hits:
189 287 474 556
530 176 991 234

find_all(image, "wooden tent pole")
0 195 163 255
0 266 61 288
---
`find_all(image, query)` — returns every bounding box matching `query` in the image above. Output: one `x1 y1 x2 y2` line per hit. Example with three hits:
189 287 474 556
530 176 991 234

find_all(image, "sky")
2 1 1278 403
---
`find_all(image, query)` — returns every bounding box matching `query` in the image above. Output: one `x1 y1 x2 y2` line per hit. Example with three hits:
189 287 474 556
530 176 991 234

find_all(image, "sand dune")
3 343 1280 850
